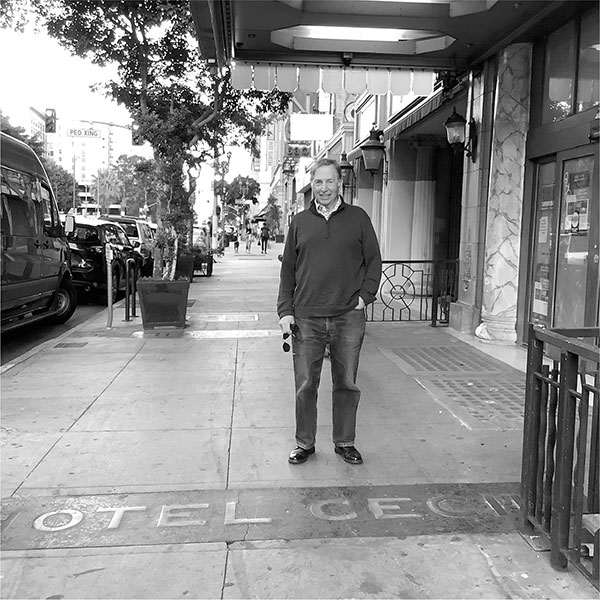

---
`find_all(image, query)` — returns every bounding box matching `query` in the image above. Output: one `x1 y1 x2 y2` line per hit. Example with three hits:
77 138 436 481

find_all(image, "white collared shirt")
314 197 342 221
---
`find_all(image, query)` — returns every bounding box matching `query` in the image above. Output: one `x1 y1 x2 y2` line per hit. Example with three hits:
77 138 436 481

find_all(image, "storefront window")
542 22 575 124
530 162 557 327
576 7 599 113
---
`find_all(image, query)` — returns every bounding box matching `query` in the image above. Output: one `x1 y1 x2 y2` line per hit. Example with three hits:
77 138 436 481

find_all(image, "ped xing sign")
67 127 101 138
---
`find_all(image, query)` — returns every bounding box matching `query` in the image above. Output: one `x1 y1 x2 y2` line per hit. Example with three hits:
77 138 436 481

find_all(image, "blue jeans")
292 310 366 449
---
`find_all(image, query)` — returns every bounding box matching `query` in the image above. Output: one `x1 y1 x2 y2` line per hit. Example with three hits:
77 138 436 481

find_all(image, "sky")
0 26 258 222
0 27 131 125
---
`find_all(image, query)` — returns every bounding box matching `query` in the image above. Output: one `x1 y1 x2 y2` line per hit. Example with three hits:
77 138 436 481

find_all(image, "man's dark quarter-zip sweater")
277 199 382 318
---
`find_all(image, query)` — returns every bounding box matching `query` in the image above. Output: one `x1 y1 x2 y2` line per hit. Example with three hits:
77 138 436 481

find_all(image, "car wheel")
48 278 78 324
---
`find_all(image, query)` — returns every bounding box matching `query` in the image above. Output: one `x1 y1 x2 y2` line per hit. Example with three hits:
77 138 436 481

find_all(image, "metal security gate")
365 259 459 326
521 325 599 589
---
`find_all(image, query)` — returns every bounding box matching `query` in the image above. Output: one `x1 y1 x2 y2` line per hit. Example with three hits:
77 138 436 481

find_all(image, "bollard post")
131 260 137 318
124 258 137 321
106 244 114 328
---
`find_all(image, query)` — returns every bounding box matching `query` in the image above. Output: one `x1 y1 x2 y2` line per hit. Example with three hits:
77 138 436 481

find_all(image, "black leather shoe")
335 445 363 464
288 446 315 464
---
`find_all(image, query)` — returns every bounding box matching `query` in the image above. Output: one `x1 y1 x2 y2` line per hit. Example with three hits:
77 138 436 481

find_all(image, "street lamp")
360 125 385 173
443 107 477 162
339 152 354 188
359 125 388 184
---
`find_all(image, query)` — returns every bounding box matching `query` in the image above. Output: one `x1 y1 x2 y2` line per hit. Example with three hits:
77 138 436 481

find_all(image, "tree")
221 174 261 232
225 175 260 206
41 159 77 212
27 0 289 278
113 155 160 218
265 194 282 235
91 168 121 213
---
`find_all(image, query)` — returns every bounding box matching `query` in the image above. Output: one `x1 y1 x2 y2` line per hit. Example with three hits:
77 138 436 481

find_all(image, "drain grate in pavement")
421 377 525 427
144 331 186 338
392 346 505 372
54 342 88 348
186 300 196 307
196 313 258 322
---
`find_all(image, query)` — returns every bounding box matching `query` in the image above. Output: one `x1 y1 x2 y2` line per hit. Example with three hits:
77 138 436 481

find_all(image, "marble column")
475 43 532 343
410 135 437 262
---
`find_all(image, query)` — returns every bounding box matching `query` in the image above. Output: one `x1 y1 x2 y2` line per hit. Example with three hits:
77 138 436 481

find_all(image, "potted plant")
137 224 191 329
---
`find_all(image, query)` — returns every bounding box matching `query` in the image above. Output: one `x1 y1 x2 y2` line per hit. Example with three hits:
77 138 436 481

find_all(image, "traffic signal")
131 121 143 145
45 109 56 133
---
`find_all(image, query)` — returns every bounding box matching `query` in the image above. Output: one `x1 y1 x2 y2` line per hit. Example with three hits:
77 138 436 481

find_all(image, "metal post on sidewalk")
106 245 114 329
124 258 137 321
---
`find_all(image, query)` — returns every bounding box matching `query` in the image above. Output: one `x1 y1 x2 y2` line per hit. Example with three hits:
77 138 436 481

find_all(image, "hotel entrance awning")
190 0 587 79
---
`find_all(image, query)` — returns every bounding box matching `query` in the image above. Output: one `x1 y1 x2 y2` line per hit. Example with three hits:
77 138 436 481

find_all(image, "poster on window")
533 265 550 317
562 168 590 233
538 215 549 244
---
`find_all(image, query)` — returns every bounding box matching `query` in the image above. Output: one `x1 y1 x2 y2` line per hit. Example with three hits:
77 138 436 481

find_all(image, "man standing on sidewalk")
277 158 382 465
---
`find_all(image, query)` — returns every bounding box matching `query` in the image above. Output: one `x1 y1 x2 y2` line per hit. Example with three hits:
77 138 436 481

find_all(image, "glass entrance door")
530 146 599 328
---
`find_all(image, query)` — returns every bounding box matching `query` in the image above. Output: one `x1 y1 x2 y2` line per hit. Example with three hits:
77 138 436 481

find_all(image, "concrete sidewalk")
1 243 596 599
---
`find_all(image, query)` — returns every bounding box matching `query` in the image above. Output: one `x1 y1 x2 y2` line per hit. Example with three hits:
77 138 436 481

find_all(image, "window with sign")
529 147 598 329
554 155 595 327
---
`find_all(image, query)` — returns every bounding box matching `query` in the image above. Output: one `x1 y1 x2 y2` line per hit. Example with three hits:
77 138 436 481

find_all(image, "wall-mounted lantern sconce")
360 125 386 174
339 152 354 187
444 107 477 162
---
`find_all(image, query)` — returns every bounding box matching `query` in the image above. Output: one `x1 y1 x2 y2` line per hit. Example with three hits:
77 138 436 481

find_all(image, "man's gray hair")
310 158 341 180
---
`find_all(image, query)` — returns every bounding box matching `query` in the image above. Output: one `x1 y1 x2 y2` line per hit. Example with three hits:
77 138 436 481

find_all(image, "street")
1 302 104 366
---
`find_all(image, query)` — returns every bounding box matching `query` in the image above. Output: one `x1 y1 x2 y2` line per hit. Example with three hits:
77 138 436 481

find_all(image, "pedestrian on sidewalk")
244 227 253 254
260 223 270 254
277 157 382 466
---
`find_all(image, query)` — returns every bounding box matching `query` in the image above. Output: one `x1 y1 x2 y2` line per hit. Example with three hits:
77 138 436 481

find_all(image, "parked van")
1 133 77 332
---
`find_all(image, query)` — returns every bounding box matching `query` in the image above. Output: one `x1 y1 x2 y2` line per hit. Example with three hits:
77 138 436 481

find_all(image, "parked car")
101 215 155 276
66 216 141 303
1 132 77 332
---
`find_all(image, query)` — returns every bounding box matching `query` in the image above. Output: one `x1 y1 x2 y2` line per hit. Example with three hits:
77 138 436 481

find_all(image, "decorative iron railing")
365 259 459 326
521 325 599 589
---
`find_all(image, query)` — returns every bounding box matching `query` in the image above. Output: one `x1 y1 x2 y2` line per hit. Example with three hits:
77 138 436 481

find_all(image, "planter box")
137 279 190 329
192 253 213 277
275 234 284 243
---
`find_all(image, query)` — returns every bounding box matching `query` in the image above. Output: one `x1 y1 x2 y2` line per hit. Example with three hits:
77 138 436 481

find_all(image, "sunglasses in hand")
282 323 300 352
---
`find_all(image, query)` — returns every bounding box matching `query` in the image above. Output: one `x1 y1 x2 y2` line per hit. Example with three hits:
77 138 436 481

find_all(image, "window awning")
231 62 435 96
